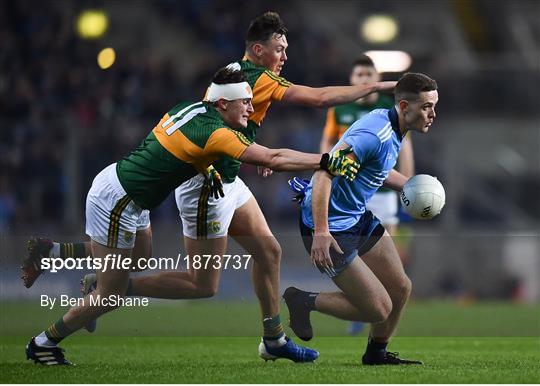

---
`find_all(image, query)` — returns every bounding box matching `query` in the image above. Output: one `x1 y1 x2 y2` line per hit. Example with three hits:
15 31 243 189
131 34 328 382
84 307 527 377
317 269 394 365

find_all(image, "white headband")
206 82 253 102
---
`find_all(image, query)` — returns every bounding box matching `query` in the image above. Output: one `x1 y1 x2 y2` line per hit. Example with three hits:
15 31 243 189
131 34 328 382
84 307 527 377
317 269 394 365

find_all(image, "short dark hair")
353 54 375 68
245 11 287 45
394 72 438 102
212 66 247 85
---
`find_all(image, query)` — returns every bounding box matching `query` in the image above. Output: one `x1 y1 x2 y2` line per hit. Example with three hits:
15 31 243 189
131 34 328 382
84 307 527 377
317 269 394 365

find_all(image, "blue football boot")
258 337 319 362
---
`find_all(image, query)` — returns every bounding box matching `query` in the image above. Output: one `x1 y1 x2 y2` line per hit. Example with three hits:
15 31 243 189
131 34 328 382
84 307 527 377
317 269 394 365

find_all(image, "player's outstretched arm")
205 127 357 178
281 82 397 108
238 143 359 180
383 169 409 192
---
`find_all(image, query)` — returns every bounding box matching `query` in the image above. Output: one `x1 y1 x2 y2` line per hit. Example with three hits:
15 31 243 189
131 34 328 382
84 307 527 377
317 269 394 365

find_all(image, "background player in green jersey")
320 54 416 335
24 67 359 365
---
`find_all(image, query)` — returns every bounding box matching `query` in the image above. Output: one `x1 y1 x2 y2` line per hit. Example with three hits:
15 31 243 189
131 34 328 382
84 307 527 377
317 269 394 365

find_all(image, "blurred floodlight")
97 48 116 70
77 10 108 39
361 15 398 44
364 51 412 73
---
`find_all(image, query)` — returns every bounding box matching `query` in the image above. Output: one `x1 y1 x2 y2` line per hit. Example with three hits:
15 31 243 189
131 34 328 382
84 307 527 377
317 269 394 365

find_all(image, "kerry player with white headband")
24 66 359 365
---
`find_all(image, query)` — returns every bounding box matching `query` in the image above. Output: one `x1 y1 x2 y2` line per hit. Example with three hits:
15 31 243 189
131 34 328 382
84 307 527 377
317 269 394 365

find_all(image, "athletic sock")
58 242 87 260
365 336 389 358
34 331 57 347
44 317 74 345
262 315 286 347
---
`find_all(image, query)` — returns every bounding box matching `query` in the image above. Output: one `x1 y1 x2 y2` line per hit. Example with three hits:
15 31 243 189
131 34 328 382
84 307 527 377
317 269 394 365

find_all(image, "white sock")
35 332 57 347
264 335 287 348
50 243 60 259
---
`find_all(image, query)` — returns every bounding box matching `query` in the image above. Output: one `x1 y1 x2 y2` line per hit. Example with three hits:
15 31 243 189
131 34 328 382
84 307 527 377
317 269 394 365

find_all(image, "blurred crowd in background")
1 0 539 301
1 0 337 231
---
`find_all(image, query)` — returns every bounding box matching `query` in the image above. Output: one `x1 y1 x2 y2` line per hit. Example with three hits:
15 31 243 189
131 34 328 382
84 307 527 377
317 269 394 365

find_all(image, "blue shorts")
299 211 385 277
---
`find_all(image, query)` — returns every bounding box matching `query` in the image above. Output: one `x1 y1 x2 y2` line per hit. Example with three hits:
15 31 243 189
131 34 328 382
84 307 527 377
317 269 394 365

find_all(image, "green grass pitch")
1 300 539 383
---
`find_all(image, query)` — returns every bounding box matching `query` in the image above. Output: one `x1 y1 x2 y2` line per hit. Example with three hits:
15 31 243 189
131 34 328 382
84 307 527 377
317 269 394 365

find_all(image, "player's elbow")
260 150 283 170
313 88 342 108
265 156 281 170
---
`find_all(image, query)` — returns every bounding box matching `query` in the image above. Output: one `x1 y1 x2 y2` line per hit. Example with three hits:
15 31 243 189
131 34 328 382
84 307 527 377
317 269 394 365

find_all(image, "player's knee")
194 283 219 298
255 238 282 267
394 276 412 304
266 238 282 260
373 297 392 323
369 295 393 323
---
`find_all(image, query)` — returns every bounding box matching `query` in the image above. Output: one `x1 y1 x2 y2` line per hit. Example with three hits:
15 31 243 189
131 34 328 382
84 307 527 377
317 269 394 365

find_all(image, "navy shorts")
299 211 385 277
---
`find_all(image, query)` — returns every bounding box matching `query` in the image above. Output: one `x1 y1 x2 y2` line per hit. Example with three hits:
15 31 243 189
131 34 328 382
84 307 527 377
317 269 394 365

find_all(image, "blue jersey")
302 107 403 231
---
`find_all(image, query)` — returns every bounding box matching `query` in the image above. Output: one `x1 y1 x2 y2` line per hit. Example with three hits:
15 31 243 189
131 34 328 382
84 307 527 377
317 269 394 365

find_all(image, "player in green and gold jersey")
24 67 359 365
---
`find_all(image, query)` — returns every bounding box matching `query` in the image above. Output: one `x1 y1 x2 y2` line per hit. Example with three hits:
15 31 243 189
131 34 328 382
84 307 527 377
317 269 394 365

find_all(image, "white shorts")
175 174 253 239
366 190 399 226
85 163 151 249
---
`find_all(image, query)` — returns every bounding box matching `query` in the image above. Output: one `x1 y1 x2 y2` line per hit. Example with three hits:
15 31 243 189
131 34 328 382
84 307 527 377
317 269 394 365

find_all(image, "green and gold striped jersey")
116 101 250 209
212 59 293 182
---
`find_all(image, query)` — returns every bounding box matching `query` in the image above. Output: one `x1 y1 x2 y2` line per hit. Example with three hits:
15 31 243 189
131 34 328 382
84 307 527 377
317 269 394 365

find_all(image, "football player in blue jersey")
284 72 438 365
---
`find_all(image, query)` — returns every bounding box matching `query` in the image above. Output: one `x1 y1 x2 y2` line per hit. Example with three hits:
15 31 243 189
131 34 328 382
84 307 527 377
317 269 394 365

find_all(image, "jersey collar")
388 107 403 141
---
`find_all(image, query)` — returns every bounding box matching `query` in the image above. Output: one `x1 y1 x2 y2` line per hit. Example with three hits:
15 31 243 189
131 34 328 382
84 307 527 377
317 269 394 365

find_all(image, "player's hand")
204 165 224 199
257 166 273 178
311 232 342 277
377 81 397 91
320 148 360 182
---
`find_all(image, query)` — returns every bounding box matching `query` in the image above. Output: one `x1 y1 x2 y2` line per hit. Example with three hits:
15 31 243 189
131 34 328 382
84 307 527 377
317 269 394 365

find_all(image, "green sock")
59 242 87 260
44 317 74 344
262 315 285 340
